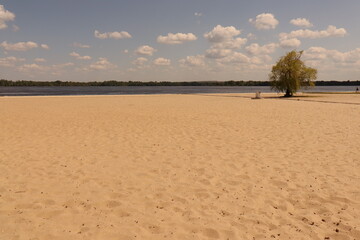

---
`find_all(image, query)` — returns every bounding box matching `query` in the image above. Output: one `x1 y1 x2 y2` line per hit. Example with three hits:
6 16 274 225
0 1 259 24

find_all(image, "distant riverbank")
0 85 359 97
1 79 360 87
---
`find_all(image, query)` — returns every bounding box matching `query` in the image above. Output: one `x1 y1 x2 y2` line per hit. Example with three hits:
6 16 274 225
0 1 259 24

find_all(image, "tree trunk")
284 89 292 97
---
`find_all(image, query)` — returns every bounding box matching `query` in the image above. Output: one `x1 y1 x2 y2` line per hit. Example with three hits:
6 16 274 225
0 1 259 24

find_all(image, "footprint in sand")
203 228 220 239
106 200 121 208
115 209 131 217
142 224 162 234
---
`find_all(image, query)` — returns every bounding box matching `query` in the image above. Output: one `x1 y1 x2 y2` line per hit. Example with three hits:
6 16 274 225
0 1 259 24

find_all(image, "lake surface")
0 86 358 97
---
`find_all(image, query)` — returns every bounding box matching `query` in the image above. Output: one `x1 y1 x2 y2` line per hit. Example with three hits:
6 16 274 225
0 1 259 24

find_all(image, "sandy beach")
0 93 359 240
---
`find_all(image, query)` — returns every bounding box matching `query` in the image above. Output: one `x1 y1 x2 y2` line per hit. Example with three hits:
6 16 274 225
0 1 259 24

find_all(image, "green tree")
270 50 317 97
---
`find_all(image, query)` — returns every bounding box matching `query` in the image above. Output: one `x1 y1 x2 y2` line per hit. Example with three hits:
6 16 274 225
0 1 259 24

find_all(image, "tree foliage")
270 50 317 97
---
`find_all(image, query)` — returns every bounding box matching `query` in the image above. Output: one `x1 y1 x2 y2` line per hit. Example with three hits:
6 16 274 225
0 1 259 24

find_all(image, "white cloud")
69 51 92 60
132 57 148 66
204 25 241 43
94 30 132 39
218 52 250 64
34 58 46 63
304 47 360 64
249 13 279 30
0 41 38 51
301 47 360 76
179 55 205 67
216 52 272 71
135 45 156 56
203 25 269 69
17 62 74 75
0 5 15 30
205 48 232 59
12 24 19 32
250 55 272 65
18 63 47 72
246 33 256 40
123 49 129 54
55 62 74 68
73 42 90 48
280 25 347 40
212 37 247 49
245 43 278 55
204 25 247 50
89 57 116 70
194 12 203 17
0 56 25 67
69 52 79 57
290 18 313 28
303 47 328 60
157 33 197 45
153 57 171 66
50 63 74 76
41 44 49 50
279 38 301 48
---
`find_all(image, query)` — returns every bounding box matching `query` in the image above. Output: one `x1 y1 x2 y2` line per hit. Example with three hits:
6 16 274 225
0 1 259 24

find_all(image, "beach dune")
0 93 359 240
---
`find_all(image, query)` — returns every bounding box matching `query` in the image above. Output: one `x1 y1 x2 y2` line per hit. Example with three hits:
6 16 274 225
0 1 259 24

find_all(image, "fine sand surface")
0 93 359 240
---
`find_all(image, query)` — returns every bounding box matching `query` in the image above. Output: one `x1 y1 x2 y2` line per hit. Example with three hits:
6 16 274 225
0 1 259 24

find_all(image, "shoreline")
0 91 359 98
1 85 359 98
1 92 359 104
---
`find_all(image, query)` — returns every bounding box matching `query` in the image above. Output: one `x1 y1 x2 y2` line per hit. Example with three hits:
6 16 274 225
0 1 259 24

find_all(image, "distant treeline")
0 79 270 86
0 79 359 87
313 80 360 86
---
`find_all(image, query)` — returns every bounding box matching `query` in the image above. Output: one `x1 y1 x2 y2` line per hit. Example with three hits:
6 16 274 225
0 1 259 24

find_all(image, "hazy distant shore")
1 79 360 87
1 85 359 97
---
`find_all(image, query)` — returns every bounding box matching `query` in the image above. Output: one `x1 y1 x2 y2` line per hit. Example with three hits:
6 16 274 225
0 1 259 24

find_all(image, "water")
0 85 358 97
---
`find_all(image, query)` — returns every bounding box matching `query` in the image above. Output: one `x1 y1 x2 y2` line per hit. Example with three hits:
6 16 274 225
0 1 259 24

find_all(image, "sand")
0 93 359 240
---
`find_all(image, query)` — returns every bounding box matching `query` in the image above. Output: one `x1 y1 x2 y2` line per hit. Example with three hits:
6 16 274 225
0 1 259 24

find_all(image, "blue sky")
1 0 360 82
